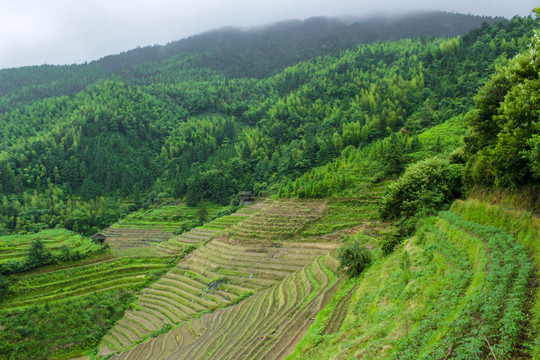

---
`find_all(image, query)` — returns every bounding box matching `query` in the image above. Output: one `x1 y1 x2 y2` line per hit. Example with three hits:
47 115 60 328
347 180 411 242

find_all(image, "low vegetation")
0 290 134 360
287 199 537 359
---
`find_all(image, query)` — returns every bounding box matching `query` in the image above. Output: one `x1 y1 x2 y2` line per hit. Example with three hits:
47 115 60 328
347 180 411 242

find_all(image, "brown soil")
322 283 358 335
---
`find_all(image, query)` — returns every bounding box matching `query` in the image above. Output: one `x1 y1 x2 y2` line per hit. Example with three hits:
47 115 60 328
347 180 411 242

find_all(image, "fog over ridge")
0 0 536 69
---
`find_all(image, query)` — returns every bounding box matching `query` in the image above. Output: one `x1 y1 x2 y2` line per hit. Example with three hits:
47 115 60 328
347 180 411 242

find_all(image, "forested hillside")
0 14 536 237
0 9 539 360
0 11 497 111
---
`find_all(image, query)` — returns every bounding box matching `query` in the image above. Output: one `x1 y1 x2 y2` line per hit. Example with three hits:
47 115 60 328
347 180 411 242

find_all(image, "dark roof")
238 191 255 196
91 232 107 240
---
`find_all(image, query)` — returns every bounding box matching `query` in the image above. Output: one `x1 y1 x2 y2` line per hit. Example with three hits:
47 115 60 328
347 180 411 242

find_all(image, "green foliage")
525 134 540 177
277 133 417 199
150 323 173 338
380 157 463 219
278 113 468 200
464 29 540 188
0 185 130 236
451 199 540 354
0 290 134 360
337 240 372 277
0 274 7 301
26 239 53 268
0 17 533 214
380 229 403 256
197 202 208 225
231 290 255 305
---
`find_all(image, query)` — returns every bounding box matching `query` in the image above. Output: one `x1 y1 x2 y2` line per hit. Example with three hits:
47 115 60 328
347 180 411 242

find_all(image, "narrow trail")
322 284 358 335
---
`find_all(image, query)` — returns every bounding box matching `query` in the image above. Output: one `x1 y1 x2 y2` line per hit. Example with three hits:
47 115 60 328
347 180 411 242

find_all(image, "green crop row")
391 211 532 359
7 263 168 301
441 211 531 357
391 221 478 359
449 199 540 356
288 201 535 360
10 257 171 288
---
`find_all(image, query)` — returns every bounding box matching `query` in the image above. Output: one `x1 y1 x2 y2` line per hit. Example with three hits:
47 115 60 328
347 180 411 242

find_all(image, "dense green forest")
0 9 539 360
0 13 536 237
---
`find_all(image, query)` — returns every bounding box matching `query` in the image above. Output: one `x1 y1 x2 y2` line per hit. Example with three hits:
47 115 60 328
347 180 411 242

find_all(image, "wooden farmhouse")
90 232 107 244
238 191 255 204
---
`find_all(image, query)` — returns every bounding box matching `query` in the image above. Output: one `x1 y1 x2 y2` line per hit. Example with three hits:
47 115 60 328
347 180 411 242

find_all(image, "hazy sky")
0 0 536 69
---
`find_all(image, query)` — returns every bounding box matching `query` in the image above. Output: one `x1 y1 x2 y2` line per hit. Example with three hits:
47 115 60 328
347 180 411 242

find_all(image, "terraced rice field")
2 258 170 311
99 200 337 357
100 237 336 355
111 253 340 360
2 257 173 311
156 214 249 254
102 201 227 249
299 183 389 240
230 200 327 241
101 227 174 249
0 229 101 265
140 202 225 222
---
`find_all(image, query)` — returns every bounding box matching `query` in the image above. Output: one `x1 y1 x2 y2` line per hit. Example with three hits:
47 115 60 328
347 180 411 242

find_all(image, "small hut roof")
91 232 107 240
238 191 255 196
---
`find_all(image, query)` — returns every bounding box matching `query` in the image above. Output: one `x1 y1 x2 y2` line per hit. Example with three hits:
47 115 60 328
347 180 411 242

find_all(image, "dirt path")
276 277 346 360
322 284 358 335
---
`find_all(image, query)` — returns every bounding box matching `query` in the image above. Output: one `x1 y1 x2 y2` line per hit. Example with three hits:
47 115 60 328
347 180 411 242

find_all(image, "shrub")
150 323 173 338
380 229 402 256
232 290 254 304
337 240 372 277
380 157 463 220
174 220 197 234
27 239 54 268
0 275 7 301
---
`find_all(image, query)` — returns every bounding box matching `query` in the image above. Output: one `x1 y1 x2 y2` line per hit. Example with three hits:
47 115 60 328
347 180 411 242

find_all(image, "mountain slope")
287 199 539 359
0 11 502 111
0 12 539 360
0 15 535 237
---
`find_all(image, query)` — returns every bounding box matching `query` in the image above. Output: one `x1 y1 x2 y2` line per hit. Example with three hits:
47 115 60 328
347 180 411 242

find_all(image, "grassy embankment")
287 198 539 359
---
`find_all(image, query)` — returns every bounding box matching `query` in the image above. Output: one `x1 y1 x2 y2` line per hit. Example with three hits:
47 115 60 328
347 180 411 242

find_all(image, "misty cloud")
0 0 536 69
